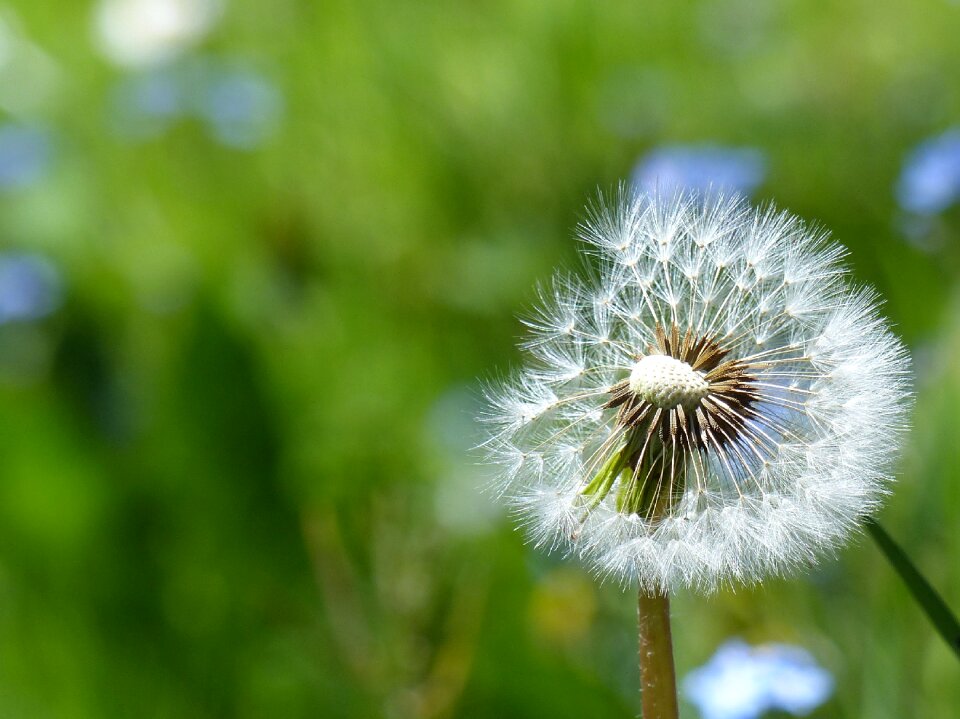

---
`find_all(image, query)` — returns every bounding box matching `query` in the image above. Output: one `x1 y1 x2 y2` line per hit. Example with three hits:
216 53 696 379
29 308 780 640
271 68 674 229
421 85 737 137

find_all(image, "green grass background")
1 0 959 716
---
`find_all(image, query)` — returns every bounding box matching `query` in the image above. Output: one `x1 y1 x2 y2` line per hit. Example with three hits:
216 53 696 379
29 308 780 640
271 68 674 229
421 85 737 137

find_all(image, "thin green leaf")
866 518 960 661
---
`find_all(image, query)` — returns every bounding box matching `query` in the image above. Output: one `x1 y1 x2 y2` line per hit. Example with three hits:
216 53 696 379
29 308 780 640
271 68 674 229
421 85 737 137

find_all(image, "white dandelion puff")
478 190 912 593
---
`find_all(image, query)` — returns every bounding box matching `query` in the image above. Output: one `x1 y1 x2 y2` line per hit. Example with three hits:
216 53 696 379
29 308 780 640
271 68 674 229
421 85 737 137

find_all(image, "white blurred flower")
93 0 224 68
479 190 911 592
684 639 833 719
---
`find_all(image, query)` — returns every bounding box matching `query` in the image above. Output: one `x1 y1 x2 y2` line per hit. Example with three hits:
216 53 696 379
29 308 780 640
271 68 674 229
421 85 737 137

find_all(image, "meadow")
0 1 958 717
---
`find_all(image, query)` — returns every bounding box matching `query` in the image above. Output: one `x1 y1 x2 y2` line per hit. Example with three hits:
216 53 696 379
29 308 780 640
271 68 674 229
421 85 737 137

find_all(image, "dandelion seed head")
478 189 911 593
629 355 710 410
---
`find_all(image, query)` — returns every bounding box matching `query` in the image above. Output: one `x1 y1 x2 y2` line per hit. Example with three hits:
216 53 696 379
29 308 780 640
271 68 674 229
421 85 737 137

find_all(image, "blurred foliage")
0 0 959 717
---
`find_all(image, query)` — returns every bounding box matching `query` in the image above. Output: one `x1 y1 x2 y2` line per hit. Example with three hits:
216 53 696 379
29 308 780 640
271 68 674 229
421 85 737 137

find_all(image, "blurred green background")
0 0 959 717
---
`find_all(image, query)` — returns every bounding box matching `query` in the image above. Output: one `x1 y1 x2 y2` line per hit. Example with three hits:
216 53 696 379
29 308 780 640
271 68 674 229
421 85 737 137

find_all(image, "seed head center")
628 354 709 411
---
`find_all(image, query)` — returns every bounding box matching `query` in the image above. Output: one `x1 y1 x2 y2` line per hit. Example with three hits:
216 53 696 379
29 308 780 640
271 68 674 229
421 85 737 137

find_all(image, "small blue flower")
196 68 283 149
632 144 766 198
0 253 63 323
108 58 283 149
896 128 960 215
0 124 53 190
683 639 833 719
110 68 188 139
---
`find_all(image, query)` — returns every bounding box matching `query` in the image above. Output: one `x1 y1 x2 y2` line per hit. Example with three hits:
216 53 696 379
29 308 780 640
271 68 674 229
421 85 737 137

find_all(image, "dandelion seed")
479 189 911 593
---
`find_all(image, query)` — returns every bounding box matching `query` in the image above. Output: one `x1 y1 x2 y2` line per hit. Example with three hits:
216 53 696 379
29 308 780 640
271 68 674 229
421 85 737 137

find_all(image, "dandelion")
478 189 911 717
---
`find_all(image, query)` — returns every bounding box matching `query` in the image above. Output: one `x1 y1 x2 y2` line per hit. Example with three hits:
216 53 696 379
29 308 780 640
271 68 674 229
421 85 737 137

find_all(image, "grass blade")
865 518 960 661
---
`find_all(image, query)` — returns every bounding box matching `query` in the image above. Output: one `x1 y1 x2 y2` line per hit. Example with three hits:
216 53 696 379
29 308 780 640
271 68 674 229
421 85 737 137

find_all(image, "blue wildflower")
631 144 766 197
196 68 283 149
897 128 960 215
108 58 282 149
110 69 187 139
0 253 63 323
0 124 53 190
683 639 833 719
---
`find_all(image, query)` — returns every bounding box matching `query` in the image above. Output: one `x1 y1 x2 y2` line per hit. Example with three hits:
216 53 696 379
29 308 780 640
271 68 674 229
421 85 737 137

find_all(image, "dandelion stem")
638 590 679 719
865 518 960 661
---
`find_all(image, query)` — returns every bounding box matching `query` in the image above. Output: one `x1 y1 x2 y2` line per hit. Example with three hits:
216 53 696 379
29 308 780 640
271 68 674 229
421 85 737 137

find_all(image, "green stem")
865 518 960 661
637 590 679 719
